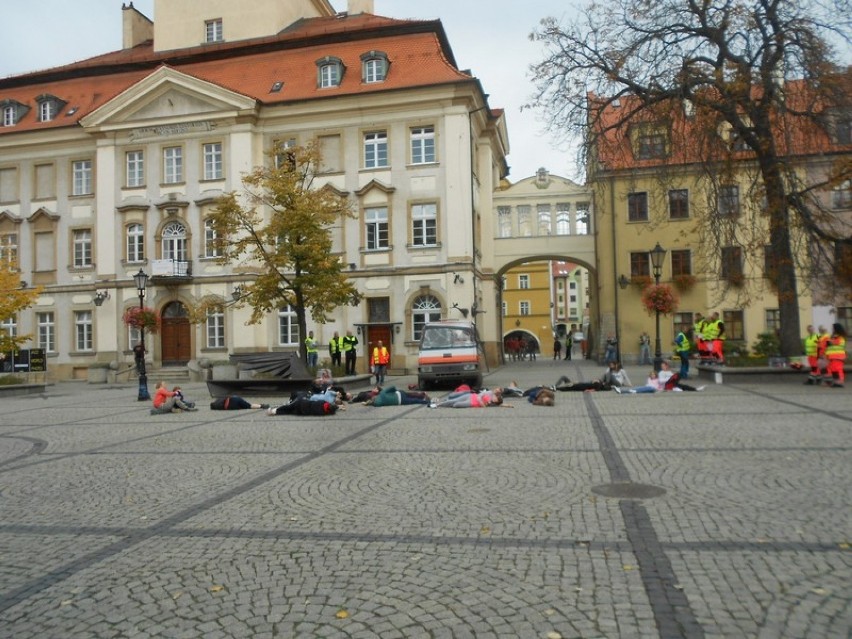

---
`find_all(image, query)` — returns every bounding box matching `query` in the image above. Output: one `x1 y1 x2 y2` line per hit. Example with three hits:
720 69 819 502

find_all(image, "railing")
150 259 192 278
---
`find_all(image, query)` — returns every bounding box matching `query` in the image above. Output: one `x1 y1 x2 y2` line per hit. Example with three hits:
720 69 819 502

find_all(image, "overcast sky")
0 0 580 182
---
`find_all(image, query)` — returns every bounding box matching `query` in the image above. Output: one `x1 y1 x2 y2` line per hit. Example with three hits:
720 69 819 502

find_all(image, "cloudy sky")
1 1 580 182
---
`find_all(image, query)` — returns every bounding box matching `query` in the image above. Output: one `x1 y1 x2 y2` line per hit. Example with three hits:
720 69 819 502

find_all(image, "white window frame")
126 224 144 263
39 100 55 122
519 301 531 316
537 204 552 235
411 203 437 247
410 126 435 164
204 218 220 258
2 105 16 127
205 18 223 43
161 222 187 261
75 310 93 351
278 305 299 346
206 310 225 348
518 274 530 290
412 295 442 342
576 206 590 235
0 233 17 266
126 150 144 187
365 207 389 250
73 229 93 268
163 146 183 184
497 206 512 238
364 131 388 168
128 326 141 351
37 311 55 353
1 314 17 339
72 160 92 196
363 57 386 83
319 63 341 88
203 142 223 180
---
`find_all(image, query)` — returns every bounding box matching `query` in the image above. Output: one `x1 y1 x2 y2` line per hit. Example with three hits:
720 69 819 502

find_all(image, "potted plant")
672 273 696 293
641 284 679 316
122 306 161 333
630 274 652 290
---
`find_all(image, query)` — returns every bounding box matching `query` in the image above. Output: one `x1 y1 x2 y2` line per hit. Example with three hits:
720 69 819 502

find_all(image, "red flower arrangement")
641 284 679 316
122 306 161 333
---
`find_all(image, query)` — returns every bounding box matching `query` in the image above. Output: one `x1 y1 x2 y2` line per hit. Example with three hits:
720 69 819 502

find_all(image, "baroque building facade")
0 0 510 380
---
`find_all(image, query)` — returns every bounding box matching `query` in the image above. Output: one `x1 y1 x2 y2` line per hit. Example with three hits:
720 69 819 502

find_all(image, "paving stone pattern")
0 360 850 638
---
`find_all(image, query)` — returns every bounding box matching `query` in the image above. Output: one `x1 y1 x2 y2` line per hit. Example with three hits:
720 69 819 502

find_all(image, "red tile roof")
0 13 478 136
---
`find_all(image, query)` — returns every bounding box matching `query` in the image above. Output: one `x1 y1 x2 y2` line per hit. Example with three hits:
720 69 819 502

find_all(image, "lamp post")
133 268 150 401
650 242 667 372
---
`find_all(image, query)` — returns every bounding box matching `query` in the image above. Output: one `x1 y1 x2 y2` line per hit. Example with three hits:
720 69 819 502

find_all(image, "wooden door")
366 325 392 365
160 301 191 365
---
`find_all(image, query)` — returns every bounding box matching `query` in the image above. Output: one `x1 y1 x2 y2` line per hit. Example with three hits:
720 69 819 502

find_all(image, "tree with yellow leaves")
0 264 41 353
209 142 359 363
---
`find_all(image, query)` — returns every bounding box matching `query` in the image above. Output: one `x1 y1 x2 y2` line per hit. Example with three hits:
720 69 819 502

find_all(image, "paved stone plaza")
0 360 849 638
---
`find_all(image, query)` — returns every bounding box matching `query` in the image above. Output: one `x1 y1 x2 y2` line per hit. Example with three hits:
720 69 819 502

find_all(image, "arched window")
412 295 441 342
161 222 187 261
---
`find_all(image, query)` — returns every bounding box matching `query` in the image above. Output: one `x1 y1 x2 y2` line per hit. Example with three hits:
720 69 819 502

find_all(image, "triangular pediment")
80 66 258 130
0 210 23 225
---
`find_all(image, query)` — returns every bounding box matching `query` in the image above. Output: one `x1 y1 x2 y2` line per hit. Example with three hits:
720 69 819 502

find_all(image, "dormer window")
361 51 389 83
205 18 223 43
316 56 344 88
629 122 670 159
36 94 66 122
1 100 28 127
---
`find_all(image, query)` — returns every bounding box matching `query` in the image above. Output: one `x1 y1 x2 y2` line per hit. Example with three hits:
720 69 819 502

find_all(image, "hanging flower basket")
673 273 697 292
123 306 161 334
641 284 679 316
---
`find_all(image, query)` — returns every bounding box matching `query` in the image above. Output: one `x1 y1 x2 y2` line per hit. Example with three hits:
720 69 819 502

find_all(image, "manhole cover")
591 482 666 499
467 428 491 434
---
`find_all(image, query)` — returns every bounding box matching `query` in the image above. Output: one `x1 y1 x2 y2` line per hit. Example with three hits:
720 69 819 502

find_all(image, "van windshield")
421 326 476 350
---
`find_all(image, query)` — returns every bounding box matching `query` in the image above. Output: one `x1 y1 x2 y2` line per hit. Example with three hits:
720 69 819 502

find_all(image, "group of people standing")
692 312 726 365
804 323 847 388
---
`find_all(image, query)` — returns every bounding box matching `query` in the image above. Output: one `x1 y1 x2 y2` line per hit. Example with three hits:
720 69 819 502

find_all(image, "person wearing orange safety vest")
824 323 847 388
371 340 390 385
803 325 821 385
816 325 831 382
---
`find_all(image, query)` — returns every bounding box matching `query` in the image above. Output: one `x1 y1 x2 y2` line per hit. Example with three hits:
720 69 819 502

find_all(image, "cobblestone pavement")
0 360 850 638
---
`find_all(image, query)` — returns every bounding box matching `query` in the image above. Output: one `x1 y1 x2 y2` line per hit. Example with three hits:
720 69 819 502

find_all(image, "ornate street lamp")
650 242 667 372
133 268 151 401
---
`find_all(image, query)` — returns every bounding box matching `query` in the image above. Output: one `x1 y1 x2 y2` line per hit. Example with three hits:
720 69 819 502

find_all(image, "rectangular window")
519 301 530 316
37 312 55 352
278 305 299 346
35 231 55 272
410 126 435 164
721 246 743 280
637 133 667 159
723 310 745 341
163 146 183 184
204 219 220 258
34 163 55 199
832 180 851 209
670 249 692 276
0 233 17 266
0 314 17 340
364 58 385 83
630 252 650 277
556 203 570 235
205 18 223 43
627 192 648 221
203 142 223 180
2 105 16 127
576 203 589 235
39 101 55 122
364 131 388 168
319 63 340 88
273 138 296 171
718 185 740 217
126 150 144 187
537 204 552 235
765 309 781 334
127 224 144 263
518 274 530 289
669 189 689 219
502 301 507 317
517 205 532 236
365 207 389 250
75 310 93 351
411 203 437 247
72 160 92 196
73 229 93 268
206 310 225 348
128 326 141 351
497 206 512 238
672 312 693 335
836 307 852 334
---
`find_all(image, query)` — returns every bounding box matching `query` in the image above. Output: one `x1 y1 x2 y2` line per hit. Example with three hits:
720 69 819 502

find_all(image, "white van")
417 321 483 389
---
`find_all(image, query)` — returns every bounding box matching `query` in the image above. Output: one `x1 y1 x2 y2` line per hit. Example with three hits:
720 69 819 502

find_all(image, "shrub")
751 332 781 357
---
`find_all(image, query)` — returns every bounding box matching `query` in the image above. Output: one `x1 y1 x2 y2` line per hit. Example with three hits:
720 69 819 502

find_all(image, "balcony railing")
150 259 192 279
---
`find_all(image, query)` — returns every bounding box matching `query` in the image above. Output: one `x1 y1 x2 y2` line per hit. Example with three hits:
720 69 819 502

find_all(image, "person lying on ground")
310 368 352 401
657 361 705 391
307 388 347 410
430 388 511 408
151 380 197 413
267 398 338 416
614 371 663 394
369 386 432 406
209 396 270 410
350 386 381 404
525 387 555 406
553 376 610 392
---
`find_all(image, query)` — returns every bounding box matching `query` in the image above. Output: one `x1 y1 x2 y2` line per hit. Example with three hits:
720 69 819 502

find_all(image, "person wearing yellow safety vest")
371 340 390 385
305 331 319 368
816 325 831 382
674 326 691 379
692 313 709 363
328 331 344 368
703 312 725 365
803 325 821 385
824 323 847 388
342 329 359 375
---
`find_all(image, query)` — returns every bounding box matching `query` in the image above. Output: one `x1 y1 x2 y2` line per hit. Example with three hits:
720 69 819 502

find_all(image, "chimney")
122 2 153 49
348 0 374 15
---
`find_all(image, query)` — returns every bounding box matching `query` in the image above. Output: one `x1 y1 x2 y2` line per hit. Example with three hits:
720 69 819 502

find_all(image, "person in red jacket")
824 323 847 388
151 380 197 414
